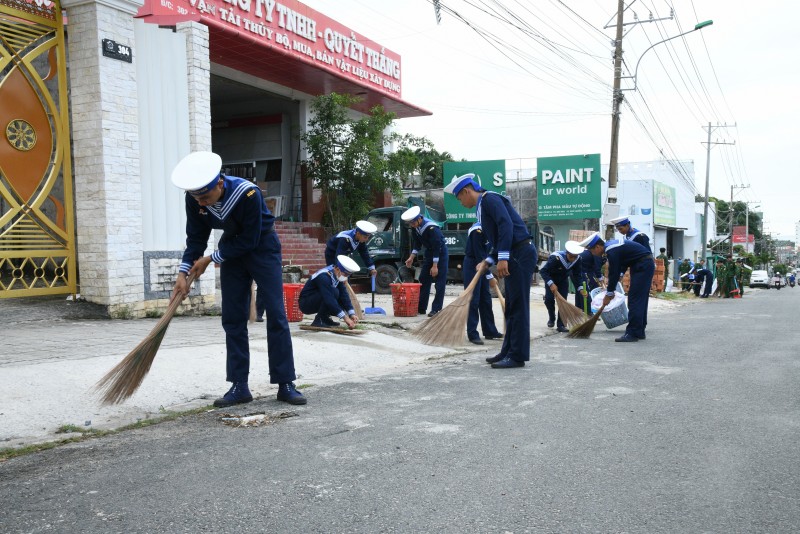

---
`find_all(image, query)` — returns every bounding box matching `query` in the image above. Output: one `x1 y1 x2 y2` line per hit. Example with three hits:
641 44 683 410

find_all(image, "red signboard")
137 0 402 98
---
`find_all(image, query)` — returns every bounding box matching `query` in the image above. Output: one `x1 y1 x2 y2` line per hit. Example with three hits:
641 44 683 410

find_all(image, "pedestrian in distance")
540 241 587 333
610 215 651 251
170 151 305 408
401 205 449 317
299 255 361 330
324 220 378 276
581 232 655 342
656 247 670 292
445 173 537 369
463 222 503 345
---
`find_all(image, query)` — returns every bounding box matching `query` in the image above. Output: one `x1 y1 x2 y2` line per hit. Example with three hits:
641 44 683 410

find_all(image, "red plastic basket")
282 283 304 322
390 283 421 317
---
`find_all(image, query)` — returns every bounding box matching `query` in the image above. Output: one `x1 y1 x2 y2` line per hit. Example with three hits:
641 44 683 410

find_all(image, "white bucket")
590 287 629 329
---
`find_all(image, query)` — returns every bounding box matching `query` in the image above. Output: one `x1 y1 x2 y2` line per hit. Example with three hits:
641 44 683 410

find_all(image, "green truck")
355 199 554 293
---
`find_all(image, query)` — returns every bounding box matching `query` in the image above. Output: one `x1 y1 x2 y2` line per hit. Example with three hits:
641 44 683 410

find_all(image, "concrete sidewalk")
0 284 683 449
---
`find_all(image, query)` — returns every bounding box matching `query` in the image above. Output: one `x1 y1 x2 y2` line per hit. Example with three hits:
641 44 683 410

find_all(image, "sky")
302 0 798 240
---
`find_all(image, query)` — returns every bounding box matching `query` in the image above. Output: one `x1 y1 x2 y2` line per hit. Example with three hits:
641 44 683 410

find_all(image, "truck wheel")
375 264 398 294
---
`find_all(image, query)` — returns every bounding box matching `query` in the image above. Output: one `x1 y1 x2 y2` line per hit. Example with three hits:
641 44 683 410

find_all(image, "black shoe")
213 382 253 408
615 334 639 343
256 317 264 322
556 326 569 333
484 333 504 340
547 320 555 328
427 310 440 318
276 382 307 405
469 338 484 345
638 333 646 340
311 315 326 328
491 357 525 369
321 315 340 327
485 354 504 364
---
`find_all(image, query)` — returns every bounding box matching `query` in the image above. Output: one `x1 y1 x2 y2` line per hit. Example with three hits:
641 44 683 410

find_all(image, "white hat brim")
337 255 360 273
171 152 222 190
401 206 421 221
565 241 584 255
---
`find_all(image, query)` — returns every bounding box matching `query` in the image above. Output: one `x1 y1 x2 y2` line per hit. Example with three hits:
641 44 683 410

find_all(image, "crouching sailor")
299 255 361 329
540 240 586 332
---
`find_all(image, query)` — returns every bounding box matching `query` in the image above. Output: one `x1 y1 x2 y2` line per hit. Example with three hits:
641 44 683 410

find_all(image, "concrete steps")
275 221 327 277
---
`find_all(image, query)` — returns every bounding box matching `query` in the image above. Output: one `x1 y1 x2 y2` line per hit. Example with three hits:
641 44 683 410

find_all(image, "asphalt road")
1 288 798 533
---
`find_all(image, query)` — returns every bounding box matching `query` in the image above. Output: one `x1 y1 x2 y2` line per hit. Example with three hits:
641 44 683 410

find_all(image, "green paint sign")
443 160 506 223
653 181 676 226
536 154 601 220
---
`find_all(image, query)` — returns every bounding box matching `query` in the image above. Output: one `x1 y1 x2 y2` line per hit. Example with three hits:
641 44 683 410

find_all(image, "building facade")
0 0 428 314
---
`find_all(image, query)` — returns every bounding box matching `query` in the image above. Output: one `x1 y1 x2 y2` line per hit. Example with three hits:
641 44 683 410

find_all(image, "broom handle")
464 263 487 295
156 273 197 330
489 277 505 314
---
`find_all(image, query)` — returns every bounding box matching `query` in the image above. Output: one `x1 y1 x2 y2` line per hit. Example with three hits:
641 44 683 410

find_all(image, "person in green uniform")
735 258 746 297
656 248 669 292
714 259 727 297
724 255 738 298
678 258 692 291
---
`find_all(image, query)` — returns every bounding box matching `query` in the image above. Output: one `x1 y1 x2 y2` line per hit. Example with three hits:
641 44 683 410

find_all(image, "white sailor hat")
565 240 584 255
609 215 631 227
355 220 377 235
170 151 223 194
444 173 484 196
578 232 602 248
336 255 360 275
401 206 422 222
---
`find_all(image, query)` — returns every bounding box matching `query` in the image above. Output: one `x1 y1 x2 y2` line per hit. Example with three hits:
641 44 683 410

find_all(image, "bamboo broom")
344 280 364 319
554 290 588 329
566 302 607 339
94 273 196 404
414 267 485 346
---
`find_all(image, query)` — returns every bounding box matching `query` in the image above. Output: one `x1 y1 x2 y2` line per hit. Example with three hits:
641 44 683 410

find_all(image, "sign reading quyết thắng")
653 181 676 226
443 160 506 223
137 0 402 98
536 154 601 220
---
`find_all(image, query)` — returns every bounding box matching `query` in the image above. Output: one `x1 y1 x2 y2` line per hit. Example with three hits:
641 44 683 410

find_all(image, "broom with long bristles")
414 267 485 346
344 280 364 319
554 290 588 329
566 302 607 339
94 273 196 404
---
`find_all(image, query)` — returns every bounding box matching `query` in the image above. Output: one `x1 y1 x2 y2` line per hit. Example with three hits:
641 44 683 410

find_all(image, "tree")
301 93 403 230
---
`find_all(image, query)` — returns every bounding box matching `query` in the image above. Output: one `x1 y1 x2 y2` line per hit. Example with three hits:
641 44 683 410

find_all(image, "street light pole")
606 16 713 237
700 122 734 260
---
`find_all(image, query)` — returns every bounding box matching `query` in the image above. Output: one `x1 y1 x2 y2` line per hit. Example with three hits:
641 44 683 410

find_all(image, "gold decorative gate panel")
0 0 76 297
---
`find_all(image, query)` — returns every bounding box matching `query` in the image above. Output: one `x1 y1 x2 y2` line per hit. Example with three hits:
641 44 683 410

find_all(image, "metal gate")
0 0 76 297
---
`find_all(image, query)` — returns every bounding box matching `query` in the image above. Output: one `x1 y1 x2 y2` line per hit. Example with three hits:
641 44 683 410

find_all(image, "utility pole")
700 122 735 259
744 201 760 254
607 0 625 210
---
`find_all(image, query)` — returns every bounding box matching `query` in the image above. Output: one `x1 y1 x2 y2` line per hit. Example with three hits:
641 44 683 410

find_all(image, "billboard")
653 181 676 226
536 154 601 220
443 160 506 223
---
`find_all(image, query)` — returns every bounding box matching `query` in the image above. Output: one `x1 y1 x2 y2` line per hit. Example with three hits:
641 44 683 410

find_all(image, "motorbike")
773 277 782 290
790 277 796 288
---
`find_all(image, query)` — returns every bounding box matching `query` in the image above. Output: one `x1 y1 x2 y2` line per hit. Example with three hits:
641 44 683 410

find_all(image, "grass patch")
145 309 164 319
296 383 313 390
0 405 213 463
55 424 97 435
